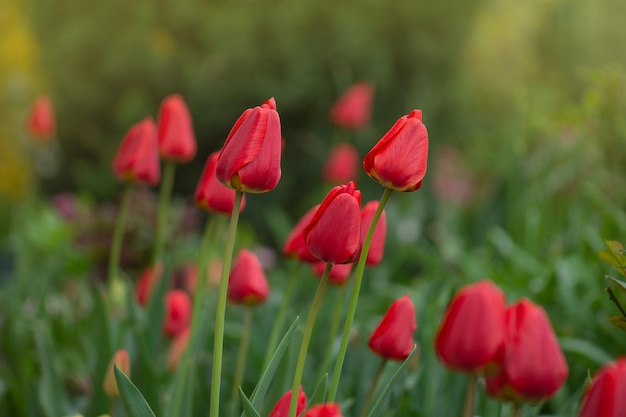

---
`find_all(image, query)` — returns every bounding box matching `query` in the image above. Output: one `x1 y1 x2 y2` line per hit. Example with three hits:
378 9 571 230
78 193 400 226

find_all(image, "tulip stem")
263 261 303 368
231 307 253 414
512 404 522 417
153 159 176 266
359 358 387 417
329 186 393 401
288 263 332 417
320 282 350 378
210 191 243 417
462 374 477 417
107 184 133 301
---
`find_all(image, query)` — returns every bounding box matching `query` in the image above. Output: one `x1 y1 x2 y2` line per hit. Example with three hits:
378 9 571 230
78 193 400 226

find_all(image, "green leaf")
247 316 300 410
239 387 261 417
308 373 328 407
559 337 614 365
114 365 157 417
606 240 624 254
609 315 626 332
366 346 417 417
35 327 66 417
606 275 626 295
164 354 194 417
599 240 626 277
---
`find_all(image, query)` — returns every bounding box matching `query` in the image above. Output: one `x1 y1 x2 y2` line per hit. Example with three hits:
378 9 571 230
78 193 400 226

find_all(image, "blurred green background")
2 0 626 415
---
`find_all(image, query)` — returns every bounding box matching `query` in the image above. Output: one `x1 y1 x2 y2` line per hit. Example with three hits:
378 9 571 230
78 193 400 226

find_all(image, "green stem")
320 282 349 377
231 308 253 413
328 187 393 401
153 160 176 265
263 261 303 367
107 184 134 300
359 358 387 417
288 263 332 417
462 374 477 417
512 404 522 417
210 191 243 417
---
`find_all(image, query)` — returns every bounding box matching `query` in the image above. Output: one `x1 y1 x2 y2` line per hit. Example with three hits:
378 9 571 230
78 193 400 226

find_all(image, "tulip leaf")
366 346 417 417
308 373 328 407
559 337 614 365
114 365 156 417
606 275 626 295
239 387 261 417
35 326 67 417
245 316 300 411
599 240 626 277
609 315 626 332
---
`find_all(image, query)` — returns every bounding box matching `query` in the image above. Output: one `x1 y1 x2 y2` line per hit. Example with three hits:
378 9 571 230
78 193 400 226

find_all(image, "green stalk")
153 160 176 265
231 307 253 413
210 191 243 417
288 263 332 417
512 404 522 417
462 374 477 417
359 358 387 417
320 282 349 377
328 187 392 401
263 261 303 367
107 184 134 301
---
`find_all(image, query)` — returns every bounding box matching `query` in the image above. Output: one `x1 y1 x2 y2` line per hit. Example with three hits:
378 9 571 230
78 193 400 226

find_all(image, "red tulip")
485 298 568 404
167 326 191 372
360 201 387 266
312 262 353 286
435 280 506 374
368 294 416 361
363 110 428 192
135 262 164 307
269 387 307 417
163 290 192 338
303 181 362 264
283 205 321 264
304 403 344 417
216 98 282 193
112 117 160 186
322 143 359 185
329 82 374 130
228 249 269 306
26 95 56 141
195 152 247 215
103 349 130 398
578 358 626 417
157 94 197 162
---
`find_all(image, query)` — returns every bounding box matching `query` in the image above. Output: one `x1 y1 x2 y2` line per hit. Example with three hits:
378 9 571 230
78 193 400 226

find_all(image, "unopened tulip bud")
304 403 344 417
135 262 163 307
363 110 428 192
163 290 192 338
216 98 282 193
368 294 416 361
195 152 247 215
112 117 160 186
228 249 269 306
283 204 320 264
322 143 359 185
26 95 56 141
577 358 626 417
360 201 387 266
103 349 130 398
157 94 197 162
329 82 374 131
269 386 306 417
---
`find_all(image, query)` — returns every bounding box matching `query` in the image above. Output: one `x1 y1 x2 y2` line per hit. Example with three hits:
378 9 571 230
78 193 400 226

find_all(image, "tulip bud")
329 82 374 130
322 143 359 185
135 262 163 307
216 98 282 193
363 110 428 192
157 94 197 162
485 298 568 404
304 403 344 417
360 201 387 266
435 280 506 374
112 117 160 186
283 205 321 264
103 349 130 398
195 152 247 215
167 327 191 372
368 294 416 361
577 358 626 417
268 386 307 417
312 262 352 286
26 95 56 141
303 181 362 264
228 249 269 306
163 290 192 338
